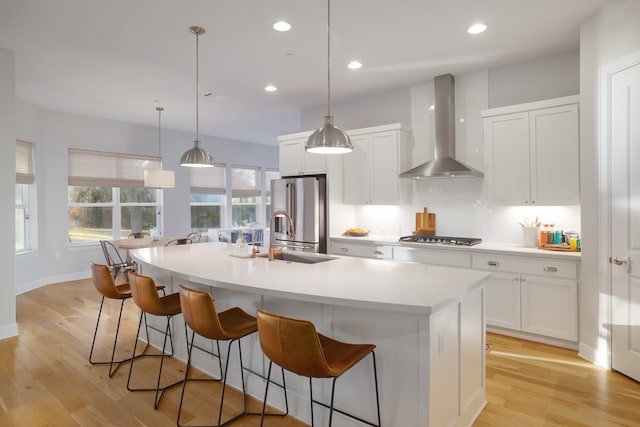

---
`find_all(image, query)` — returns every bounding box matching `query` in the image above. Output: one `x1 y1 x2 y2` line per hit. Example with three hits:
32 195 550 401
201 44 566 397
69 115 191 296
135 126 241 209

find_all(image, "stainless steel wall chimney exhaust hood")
399 74 483 178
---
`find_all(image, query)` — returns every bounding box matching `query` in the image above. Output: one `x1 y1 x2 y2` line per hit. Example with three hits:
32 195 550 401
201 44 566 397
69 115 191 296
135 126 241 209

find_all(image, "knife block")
414 209 436 235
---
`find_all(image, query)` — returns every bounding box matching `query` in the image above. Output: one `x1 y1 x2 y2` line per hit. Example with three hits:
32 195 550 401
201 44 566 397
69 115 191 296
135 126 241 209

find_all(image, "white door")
610 59 640 381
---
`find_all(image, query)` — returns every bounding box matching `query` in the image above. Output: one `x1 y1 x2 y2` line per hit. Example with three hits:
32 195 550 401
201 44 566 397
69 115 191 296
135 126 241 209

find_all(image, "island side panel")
459 286 487 426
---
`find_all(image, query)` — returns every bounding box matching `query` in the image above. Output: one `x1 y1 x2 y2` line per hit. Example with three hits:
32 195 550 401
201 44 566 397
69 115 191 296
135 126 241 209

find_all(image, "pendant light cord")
327 0 331 118
157 107 163 156
195 31 200 142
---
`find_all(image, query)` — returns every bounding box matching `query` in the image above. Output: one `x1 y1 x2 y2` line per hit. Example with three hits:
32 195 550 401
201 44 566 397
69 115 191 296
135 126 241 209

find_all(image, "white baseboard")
0 322 19 340
486 326 579 350
579 341 611 370
16 270 91 295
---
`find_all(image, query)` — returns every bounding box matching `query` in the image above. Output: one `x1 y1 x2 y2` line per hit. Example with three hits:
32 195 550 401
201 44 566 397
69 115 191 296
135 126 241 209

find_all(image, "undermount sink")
258 251 337 264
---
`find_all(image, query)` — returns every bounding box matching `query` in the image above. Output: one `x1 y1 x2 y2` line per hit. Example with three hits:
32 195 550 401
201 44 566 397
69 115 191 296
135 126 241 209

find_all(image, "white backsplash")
349 178 580 244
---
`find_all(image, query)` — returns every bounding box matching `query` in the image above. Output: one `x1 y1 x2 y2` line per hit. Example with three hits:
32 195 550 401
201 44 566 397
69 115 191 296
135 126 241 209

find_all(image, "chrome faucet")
269 209 295 261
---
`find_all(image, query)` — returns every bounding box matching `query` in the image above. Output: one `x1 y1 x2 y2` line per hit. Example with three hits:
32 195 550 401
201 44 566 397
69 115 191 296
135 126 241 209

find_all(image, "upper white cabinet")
482 96 580 205
278 132 327 176
343 123 411 205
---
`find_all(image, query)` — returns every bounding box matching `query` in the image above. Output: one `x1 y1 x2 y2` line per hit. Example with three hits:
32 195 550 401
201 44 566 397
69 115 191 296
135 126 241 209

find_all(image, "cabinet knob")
487 260 499 267
543 266 558 272
373 250 383 255
340 247 348 252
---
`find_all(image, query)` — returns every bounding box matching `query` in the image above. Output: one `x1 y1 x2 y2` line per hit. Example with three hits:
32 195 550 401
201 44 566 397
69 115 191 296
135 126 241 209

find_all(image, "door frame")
598 49 640 370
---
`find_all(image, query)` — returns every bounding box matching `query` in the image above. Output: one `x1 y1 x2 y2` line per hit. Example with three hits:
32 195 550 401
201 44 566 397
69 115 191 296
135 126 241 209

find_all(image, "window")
190 164 226 230
265 169 280 224
16 140 35 252
67 149 162 243
231 166 261 227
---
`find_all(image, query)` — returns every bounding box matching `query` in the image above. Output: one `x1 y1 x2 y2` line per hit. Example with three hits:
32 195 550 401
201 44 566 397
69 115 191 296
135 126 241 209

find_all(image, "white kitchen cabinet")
278 132 327 176
484 272 521 330
472 253 578 342
330 240 393 259
343 123 411 205
482 95 580 205
393 246 472 268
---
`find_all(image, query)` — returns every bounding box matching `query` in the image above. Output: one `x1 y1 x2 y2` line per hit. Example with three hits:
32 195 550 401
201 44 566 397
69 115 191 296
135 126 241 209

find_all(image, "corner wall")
579 0 640 367
0 48 18 339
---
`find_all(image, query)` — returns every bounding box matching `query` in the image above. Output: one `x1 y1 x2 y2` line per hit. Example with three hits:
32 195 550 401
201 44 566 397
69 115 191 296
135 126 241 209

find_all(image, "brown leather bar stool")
177 285 288 427
126 271 182 408
257 310 381 427
88 262 165 377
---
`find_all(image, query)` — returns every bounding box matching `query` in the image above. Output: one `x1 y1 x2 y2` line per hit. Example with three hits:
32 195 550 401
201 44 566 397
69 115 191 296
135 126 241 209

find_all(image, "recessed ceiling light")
265 85 277 92
273 21 291 32
347 61 362 70
467 23 487 34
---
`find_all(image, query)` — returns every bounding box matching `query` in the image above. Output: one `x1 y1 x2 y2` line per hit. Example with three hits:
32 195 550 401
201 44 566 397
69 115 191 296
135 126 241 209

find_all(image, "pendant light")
180 26 214 168
144 106 176 188
305 0 352 154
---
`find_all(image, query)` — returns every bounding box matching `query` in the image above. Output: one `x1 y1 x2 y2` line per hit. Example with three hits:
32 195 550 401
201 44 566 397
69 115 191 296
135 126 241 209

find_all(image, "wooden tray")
539 245 580 252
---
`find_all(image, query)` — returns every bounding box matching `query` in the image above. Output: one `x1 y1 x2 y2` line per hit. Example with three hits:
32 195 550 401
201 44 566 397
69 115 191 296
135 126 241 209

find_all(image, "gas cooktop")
398 235 482 246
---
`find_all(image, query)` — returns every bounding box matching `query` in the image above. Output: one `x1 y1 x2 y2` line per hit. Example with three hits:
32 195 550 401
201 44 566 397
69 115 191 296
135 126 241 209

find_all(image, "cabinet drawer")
471 254 577 279
393 247 472 268
331 242 392 259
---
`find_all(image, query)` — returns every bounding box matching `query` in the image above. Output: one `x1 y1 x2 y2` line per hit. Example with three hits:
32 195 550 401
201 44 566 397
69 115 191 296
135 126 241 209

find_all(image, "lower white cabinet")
330 240 393 259
485 272 521 330
393 246 471 268
472 254 578 342
329 239 580 344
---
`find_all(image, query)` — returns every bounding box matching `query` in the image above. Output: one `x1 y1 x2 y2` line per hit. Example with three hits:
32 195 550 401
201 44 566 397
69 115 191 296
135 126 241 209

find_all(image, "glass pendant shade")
144 169 176 188
180 140 214 167
305 115 353 154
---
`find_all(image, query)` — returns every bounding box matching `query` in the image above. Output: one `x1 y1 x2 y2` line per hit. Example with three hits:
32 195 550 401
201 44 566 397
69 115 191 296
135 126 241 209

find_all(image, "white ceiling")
0 0 611 146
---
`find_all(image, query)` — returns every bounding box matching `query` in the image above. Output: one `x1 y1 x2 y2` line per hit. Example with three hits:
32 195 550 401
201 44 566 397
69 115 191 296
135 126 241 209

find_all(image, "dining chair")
100 240 137 282
177 285 288 426
186 231 201 243
165 238 193 246
256 309 381 427
89 262 164 377
126 271 183 409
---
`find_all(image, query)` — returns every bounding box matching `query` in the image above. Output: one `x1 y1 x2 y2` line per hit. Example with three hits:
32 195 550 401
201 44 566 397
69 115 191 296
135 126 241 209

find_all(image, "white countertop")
130 242 490 316
331 235 582 260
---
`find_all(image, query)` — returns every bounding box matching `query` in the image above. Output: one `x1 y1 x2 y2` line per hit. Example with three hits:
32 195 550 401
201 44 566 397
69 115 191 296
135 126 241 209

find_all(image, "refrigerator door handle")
286 182 295 236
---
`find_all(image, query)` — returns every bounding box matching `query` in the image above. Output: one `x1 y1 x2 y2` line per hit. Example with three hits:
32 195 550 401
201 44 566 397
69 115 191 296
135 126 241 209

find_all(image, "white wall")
579 0 640 367
301 86 412 133
14 101 278 293
0 48 18 339
488 49 580 108
303 51 581 244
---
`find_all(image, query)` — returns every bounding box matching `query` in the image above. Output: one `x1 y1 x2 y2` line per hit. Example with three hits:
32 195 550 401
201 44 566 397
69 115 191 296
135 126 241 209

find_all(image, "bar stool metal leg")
126 311 182 409
260 360 290 427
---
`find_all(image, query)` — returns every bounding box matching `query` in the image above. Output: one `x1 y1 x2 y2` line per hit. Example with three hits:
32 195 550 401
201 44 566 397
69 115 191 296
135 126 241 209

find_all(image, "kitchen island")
131 242 491 427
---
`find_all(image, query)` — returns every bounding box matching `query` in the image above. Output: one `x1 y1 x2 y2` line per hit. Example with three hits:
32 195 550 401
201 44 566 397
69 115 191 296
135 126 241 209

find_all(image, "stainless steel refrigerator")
270 174 327 253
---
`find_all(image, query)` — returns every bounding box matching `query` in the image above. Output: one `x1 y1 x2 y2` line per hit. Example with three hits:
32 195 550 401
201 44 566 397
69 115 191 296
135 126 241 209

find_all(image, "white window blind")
232 165 261 197
68 148 161 188
190 163 226 194
265 169 280 195
16 140 35 184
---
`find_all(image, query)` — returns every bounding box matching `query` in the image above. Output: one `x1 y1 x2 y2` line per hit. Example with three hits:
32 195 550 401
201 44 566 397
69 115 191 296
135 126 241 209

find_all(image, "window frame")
16 140 36 253
67 148 164 244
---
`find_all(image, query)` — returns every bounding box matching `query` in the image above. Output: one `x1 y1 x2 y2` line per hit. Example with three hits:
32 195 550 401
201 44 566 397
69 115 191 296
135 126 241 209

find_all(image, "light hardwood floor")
1 279 640 426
